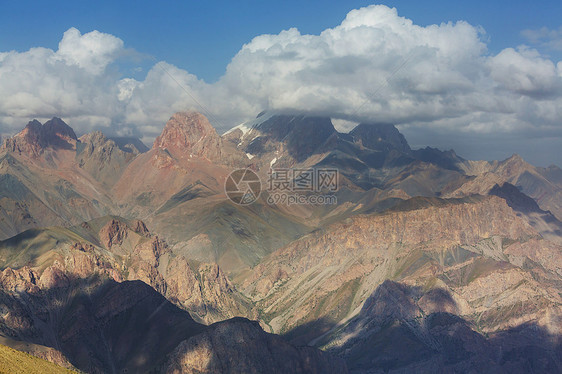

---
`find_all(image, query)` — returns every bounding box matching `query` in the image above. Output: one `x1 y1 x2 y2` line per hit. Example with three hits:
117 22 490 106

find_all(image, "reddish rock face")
131 219 149 235
3 118 77 157
0 266 41 293
4 120 43 157
99 219 130 248
154 112 223 161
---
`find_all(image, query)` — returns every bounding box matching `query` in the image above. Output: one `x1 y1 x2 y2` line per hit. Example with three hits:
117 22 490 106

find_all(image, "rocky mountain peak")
506 153 524 162
79 131 147 155
11 120 43 154
23 119 43 134
154 111 219 152
151 111 227 163
76 131 144 187
350 122 411 153
495 153 534 177
500 153 529 169
79 132 148 155
79 130 107 146
243 114 338 162
131 219 149 235
41 117 77 143
3 117 77 156
110 136 149 154
252 114 336 140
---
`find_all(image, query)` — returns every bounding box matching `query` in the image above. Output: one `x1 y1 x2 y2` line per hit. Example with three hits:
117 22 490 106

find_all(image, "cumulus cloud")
0 5 561 165
0 28 125 135
56 27 124 75
489 47 561 97
219 6 490 125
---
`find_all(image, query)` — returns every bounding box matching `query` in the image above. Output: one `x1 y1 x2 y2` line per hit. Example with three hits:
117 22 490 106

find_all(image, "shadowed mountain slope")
166 317 348 374
0 272 345 373
320 280 562 373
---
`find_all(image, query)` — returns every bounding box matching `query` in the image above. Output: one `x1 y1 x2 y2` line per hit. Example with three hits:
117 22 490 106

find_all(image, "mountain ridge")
0 110 561 372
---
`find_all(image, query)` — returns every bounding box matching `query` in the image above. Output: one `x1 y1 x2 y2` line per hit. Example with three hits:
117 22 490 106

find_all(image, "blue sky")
1 1 562 166
2 0 561 82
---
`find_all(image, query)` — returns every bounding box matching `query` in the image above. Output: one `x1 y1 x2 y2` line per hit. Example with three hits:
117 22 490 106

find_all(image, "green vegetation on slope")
0 344 75 374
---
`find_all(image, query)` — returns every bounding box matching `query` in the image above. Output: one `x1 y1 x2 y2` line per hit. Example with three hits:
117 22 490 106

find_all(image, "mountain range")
0 111 561 373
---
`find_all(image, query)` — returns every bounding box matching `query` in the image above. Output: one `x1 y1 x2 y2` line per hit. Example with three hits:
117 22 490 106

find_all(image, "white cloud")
0 28 126 135
0 4 561 166
216 5 490 125
488 47 561 97
521 26 562 51
55 27 124 75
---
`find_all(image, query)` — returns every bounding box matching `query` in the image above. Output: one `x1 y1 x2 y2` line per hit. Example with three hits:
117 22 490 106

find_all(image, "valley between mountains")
0 111 561 373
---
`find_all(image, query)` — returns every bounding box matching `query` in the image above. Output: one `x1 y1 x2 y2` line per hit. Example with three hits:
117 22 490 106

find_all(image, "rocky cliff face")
240 195 562 345
154 112 224 161
164 259 258 323
350 122 411 154
0 216 255 325
243 114 338 163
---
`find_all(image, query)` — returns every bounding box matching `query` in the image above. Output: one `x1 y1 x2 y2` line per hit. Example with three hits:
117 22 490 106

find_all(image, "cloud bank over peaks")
222 5 489 125
0 5 561 165
0 27 127 135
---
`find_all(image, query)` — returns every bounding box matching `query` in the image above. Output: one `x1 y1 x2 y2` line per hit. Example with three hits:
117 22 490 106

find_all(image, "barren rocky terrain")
0 112 561 373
